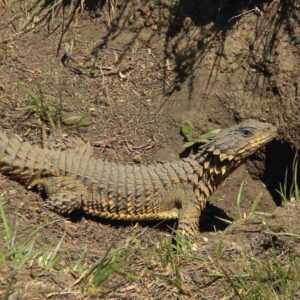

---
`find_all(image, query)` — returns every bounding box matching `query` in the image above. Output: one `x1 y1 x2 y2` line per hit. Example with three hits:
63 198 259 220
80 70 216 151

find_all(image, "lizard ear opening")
174 199 183 210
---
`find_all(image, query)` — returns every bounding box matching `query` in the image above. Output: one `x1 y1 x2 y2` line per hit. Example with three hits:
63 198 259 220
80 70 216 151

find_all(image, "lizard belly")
83 206 179 221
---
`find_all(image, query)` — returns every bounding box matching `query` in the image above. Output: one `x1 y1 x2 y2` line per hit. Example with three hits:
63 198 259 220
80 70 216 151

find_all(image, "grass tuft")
278 157 299 204
220 251 300 300
0 198 67 296
18 83 93 128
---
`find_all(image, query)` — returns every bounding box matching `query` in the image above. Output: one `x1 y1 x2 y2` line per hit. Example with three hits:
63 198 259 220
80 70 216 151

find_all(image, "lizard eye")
240 128 253 137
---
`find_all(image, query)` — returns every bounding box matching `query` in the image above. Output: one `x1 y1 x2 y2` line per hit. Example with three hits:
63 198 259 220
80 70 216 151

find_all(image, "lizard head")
197 119 277 173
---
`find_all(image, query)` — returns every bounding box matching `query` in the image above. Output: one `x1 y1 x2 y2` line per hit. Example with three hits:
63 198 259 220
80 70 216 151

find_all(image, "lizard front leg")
177 191 202 239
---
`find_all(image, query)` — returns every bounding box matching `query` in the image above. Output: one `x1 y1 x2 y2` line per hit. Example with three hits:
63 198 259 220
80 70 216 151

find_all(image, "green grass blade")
0 199 12 251
251 193 262 213
237 180 245 220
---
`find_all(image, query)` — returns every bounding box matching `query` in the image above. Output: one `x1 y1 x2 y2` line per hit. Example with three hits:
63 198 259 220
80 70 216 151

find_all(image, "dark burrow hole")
255 140 299 206
199 203 233 232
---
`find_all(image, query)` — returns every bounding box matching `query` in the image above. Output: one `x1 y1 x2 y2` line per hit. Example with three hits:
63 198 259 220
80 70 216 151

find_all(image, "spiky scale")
147 166 163 192
125 164 135 199
169 161 188 182
97 160 111 195
140 165 153 197
107 162 118 193
164 162 180 184
117 164 126 198
156 163 172 187
132 165 143 197
197 181 210 199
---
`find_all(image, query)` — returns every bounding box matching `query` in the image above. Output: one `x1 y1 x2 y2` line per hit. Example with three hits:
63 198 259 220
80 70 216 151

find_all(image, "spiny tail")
0 131 54 186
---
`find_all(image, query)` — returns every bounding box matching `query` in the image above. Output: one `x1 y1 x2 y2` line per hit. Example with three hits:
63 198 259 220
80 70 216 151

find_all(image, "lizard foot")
172 229 199 251
42 115 68 149
42 115 91 153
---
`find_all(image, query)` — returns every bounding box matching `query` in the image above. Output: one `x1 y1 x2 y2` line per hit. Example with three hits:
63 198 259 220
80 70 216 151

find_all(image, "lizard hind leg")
32 176 88 215
42 115 95 157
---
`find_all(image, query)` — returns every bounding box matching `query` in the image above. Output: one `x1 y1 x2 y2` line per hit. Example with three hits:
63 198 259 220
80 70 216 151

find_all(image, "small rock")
202 236 209 244
152 24 158 31
133 154 142 163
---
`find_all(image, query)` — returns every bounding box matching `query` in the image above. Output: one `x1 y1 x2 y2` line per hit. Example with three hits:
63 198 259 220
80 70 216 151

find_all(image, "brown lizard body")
0 119 277 237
